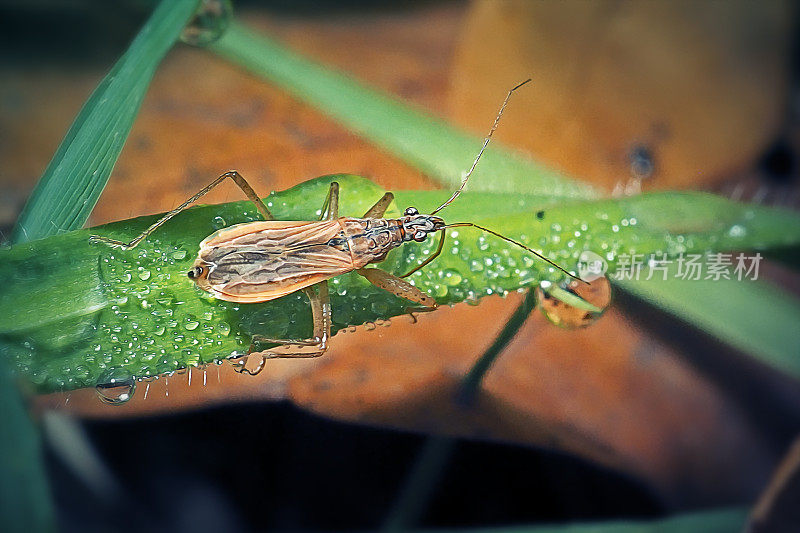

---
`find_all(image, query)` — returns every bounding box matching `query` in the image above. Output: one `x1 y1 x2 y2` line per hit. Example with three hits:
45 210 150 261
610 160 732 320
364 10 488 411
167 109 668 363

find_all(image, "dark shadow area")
48 402 661 532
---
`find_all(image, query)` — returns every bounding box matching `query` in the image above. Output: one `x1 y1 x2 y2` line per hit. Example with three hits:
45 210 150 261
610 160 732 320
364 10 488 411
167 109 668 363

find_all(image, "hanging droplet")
228 352 266 376
95 370 136 405
536 276 612 328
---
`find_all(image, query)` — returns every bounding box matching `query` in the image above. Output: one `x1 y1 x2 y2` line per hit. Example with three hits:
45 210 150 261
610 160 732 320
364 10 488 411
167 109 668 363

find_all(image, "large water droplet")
95 370 136 405
184 316 200 331
536 276 612 328
441 269 463 286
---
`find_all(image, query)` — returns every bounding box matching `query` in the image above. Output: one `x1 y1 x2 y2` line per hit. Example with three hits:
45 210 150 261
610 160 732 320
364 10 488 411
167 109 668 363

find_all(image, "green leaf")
10 0 201 245
2 176 798 393
0 366 55 532
619 275 800 378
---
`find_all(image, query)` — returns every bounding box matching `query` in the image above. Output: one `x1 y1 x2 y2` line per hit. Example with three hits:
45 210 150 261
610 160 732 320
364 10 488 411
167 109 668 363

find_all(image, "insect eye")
413 231 427 242
187 266 204 279
404 207 419 216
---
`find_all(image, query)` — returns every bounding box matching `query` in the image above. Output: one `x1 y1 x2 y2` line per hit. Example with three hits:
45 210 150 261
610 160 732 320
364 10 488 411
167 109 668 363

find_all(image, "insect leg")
319 181 340 221
226 171 273 221
89 170 272 250
356 268 437 310
362 192 394 218
400 229 446 278
249 281 331 359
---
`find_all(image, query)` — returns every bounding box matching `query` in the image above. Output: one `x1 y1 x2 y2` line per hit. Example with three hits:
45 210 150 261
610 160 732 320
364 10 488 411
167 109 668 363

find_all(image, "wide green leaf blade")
3 176 799 393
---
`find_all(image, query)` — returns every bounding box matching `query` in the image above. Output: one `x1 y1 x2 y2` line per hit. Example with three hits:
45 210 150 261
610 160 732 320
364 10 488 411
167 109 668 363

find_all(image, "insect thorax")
344 218 407 266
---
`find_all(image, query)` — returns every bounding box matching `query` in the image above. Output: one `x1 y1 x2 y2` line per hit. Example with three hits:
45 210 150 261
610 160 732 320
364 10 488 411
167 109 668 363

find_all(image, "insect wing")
199 220 354 303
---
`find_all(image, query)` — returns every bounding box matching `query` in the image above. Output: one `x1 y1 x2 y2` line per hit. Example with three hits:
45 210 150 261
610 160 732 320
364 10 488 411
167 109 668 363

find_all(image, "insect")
90 79 579 373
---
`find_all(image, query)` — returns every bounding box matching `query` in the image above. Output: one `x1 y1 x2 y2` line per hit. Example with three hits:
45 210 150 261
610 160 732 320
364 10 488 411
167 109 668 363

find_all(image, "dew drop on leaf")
441 269 463 286
212 215 227 229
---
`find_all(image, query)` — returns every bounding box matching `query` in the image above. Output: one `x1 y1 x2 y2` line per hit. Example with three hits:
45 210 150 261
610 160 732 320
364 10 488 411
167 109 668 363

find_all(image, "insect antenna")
429 78 531 216
444 222 586 283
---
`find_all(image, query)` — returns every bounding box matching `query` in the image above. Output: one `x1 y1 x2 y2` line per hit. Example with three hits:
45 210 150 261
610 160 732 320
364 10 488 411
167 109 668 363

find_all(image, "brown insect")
90 80 578 373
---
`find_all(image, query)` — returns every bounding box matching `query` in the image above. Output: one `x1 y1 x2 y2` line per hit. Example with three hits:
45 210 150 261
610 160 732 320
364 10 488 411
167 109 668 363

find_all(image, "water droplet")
217 321 231 336
441 269 463 286
172 250 187 260
212 215 226 229
535 277 612 328
138 269 151 281
184 315 200 331
95 370 136 405
229 352 265 376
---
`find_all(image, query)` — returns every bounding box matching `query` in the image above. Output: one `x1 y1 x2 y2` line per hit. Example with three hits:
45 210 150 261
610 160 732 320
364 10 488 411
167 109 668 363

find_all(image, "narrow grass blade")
385 290 538 532
619 275 800 378
10 0 200 244
209 23 595 199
